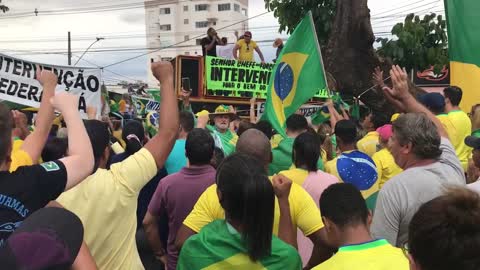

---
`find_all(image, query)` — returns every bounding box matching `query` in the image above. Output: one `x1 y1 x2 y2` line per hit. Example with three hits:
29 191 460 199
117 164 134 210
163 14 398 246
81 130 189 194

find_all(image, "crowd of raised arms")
0 61 479 270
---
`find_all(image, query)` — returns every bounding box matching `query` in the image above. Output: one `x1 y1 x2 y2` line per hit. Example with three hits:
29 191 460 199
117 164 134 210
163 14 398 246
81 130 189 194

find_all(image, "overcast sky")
0 0 445 83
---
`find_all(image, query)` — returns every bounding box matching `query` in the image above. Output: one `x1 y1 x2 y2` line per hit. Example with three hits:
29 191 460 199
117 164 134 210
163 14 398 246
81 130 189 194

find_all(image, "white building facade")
144 0 249 87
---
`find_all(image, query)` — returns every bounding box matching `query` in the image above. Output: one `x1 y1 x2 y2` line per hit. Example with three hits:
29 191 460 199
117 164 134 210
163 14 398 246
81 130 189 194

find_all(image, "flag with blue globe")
261 11 328 136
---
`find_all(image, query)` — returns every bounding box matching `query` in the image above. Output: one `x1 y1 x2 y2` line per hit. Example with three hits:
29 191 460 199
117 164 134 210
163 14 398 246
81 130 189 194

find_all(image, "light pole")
74 37 105 66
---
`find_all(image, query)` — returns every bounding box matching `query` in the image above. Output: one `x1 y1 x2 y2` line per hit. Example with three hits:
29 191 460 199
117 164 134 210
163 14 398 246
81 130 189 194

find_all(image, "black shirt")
0 160 67 246
201 37 218 57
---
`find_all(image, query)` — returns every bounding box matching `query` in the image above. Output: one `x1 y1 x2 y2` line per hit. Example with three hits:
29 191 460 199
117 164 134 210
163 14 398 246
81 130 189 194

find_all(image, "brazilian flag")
445 0 480 111
261 11 328 136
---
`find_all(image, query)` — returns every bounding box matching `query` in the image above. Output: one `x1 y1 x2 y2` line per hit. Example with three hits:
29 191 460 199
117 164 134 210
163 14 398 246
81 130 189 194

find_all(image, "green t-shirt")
178 220 302 270
269 137 324 176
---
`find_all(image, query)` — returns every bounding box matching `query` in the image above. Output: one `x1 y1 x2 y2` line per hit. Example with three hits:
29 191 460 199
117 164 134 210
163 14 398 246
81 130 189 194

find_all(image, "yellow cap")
391 113 401 122
195 110 210 117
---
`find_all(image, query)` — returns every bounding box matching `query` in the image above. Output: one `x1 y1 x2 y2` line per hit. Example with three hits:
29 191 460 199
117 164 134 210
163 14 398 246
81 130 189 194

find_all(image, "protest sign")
131 95 160 116
205 56 274 96
256 101 322 118
205 56 329 99
0 53 102 118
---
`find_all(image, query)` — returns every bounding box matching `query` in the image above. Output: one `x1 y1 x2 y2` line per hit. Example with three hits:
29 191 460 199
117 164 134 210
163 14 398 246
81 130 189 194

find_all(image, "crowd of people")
0 60 479 270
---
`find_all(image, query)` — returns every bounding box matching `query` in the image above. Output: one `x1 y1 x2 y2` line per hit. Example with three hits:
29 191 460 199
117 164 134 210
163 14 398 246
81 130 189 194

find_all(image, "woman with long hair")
177 153 301 269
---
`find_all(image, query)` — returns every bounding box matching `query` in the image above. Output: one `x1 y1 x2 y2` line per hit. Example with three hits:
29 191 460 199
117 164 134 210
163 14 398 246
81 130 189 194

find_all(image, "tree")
377 13 448 73
264 0 336 46
266 0 392 112
0 0 9 13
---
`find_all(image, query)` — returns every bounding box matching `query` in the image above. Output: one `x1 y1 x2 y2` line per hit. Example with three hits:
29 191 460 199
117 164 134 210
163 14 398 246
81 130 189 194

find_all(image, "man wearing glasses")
233 31 265 63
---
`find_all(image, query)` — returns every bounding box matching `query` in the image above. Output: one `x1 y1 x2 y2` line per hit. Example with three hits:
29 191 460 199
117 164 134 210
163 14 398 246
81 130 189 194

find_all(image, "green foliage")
377 13 448 73
0 0 9 13
264 0 336 46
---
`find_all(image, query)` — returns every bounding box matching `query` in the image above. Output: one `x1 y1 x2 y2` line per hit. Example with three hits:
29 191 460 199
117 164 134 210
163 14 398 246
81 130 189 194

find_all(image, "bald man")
236 129 272 170
176 129 334 268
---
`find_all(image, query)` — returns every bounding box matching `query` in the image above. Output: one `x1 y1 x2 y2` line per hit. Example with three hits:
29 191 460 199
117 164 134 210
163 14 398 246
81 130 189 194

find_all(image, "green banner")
205 56 328 99
205 56 274 98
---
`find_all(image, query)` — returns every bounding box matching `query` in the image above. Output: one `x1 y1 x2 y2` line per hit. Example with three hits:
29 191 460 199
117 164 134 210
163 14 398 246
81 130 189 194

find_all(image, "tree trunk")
324 0 392 113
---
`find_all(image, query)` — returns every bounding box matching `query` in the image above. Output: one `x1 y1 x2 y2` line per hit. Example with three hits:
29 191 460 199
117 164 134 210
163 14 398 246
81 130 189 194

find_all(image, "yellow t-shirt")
113 129 126 149
279 167 309 186
372 148 403 189
447 110 472 171
118 99 127 113
321 149 328 165
236 39 257 62
312 239 409 270
9 149 33 172
57 148 158 270
356 131 379 157
437 113 459 150
183 180 324 237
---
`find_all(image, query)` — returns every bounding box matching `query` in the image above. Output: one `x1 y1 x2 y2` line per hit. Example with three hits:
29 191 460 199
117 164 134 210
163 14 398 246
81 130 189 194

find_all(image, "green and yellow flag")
445 0 480 111
177 220 302 270
261 11 328 136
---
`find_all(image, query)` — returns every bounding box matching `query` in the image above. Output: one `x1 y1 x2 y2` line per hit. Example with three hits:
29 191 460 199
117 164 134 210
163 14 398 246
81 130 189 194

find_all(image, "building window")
184 19 189 24
234 4 240 12
242 8 247 16
184 35 189 41
218 3 231 11
196 39 203 45
195 21 209 28
159 8 170 15
160 24 171 31
195 4 209 11
183 5 188 11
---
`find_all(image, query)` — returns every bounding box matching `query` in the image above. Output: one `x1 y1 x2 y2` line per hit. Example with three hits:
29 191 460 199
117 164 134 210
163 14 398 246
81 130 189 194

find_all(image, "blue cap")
419 93 445 112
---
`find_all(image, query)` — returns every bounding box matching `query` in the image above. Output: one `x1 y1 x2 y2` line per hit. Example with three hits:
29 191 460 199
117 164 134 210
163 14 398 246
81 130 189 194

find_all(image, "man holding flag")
262 10 329 175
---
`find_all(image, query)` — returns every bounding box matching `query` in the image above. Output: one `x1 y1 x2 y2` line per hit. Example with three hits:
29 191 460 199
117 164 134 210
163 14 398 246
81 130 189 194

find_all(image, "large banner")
205 56 275 94
0 53 102 118
205 56 329 99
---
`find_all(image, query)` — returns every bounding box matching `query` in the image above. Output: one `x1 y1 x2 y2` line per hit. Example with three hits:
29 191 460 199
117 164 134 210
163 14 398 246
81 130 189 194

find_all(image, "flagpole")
308 11 331 96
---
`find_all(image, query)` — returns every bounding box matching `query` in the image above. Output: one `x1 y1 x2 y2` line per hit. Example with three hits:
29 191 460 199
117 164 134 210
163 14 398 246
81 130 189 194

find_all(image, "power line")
371 0 438 17
102 11 272 68
0 0 193 20
0 25 282 44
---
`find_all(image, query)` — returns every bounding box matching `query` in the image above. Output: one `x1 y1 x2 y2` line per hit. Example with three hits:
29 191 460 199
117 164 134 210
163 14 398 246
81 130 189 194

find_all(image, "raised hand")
272 174 293 200
382 65 410 101
12 110 28 128
151 62 174 84
250 97 256 106
50 92 79 113
372 66 385 88
36 66 58 90
196 114 209 129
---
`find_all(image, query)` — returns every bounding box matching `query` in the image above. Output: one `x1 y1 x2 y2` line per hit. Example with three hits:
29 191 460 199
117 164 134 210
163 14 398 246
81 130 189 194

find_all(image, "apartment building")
145 0 249 86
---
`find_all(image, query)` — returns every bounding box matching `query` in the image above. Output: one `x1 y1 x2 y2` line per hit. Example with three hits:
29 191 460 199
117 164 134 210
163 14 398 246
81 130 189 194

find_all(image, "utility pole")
68 31 72 65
